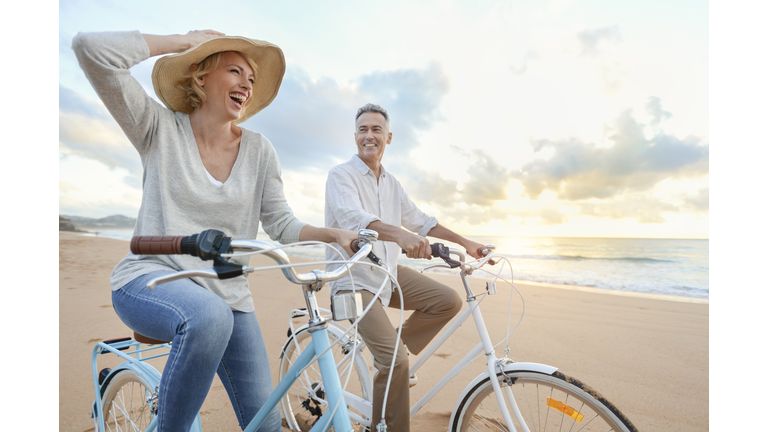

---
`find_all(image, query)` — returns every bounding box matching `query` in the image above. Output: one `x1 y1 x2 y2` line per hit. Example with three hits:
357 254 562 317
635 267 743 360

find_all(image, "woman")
73 30 357 431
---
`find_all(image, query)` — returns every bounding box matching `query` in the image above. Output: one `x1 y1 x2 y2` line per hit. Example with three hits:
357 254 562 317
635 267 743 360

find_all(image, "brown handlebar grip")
131 236 185 255
477 246 498 265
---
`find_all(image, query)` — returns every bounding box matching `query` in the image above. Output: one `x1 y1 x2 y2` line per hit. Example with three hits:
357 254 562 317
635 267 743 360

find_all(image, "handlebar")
131 229 380 289
401 242 498 272
401 243 497 269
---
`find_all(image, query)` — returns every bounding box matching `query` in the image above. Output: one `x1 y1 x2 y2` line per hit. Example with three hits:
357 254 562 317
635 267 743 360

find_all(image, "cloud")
681 186 709 213
59 85 142 177
510 50 539 76
395 148 514 209
576 195 678 223
576 185 709 223
516 205 569 226
460 151 515 206
646 95 673 127
513 103 709 201
438 204 517 226
600 61 628 94
577 25 622 56
60 84 111 120
244 62 450 172
398 166 462 208
59 61 450 196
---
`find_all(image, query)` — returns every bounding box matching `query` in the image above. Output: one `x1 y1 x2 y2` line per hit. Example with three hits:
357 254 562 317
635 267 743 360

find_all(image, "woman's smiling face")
198 51 254 121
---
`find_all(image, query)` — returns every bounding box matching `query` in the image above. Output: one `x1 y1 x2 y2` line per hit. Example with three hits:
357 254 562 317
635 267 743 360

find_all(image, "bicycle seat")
133 331 170 345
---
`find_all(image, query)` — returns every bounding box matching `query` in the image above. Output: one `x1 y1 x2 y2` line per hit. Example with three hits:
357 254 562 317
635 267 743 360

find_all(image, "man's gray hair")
355 103 390 125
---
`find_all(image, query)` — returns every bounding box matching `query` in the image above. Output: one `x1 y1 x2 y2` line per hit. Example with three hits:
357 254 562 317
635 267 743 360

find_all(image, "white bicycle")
277 243 638 432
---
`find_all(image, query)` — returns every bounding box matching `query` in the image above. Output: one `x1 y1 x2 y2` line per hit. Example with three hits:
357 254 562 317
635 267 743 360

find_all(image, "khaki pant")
340 265 463 432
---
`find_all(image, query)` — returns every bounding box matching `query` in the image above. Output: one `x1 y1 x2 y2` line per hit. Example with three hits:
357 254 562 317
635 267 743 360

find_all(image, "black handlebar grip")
131 236 186 255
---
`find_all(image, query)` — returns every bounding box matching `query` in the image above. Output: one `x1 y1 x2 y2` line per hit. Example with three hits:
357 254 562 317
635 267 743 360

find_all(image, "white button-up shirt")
325 155 438 305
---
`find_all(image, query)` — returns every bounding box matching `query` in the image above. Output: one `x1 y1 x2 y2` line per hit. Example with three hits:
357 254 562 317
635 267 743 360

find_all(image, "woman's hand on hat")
183 30 225 50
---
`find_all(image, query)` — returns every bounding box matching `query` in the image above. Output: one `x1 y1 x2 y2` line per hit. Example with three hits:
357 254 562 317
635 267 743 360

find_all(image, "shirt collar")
351 154 386 178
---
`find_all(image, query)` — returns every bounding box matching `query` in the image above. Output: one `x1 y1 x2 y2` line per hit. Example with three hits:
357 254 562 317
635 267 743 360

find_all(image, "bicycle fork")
463 274 531 432
260 281 354 432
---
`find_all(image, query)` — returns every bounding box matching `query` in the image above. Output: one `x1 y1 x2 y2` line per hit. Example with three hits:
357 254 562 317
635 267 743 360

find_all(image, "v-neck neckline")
185 115 246 189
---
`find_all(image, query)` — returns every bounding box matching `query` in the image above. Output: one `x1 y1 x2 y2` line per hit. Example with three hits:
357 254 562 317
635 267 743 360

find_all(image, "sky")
58 0 709 239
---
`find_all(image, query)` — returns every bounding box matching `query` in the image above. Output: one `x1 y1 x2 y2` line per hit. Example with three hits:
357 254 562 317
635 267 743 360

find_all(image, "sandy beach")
59 231 708 431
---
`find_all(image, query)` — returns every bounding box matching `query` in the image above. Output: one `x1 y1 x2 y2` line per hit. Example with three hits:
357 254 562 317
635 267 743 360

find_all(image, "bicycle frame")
247 324 352 432
93 282 356 432
322 259 559 432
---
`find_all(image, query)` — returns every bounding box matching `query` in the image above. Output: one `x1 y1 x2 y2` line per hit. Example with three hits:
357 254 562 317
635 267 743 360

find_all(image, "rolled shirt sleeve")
398 182 438 236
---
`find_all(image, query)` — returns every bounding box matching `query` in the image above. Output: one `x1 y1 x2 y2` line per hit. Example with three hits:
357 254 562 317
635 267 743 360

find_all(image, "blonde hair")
176 51 260 111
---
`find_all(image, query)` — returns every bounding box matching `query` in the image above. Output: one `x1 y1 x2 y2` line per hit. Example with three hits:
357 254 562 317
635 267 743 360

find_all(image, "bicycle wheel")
100 369 155 432
452 370 637 432
279 326 372 431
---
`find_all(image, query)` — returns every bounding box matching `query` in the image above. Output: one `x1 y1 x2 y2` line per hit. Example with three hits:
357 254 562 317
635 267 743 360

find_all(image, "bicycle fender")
448 362 558 427
94 362 204 432
99 361 163 396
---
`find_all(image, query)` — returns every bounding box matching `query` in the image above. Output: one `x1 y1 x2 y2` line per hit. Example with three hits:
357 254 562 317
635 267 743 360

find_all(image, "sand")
59 231 708 431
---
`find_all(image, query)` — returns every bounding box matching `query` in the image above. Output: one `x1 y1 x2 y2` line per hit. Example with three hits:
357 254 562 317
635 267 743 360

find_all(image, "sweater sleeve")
71 30 161 154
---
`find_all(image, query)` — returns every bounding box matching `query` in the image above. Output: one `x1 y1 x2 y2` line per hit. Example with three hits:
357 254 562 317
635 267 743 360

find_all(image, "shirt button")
370 266 375 271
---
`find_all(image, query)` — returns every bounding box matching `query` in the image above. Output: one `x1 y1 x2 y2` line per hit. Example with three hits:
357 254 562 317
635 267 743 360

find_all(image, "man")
324 103 486 431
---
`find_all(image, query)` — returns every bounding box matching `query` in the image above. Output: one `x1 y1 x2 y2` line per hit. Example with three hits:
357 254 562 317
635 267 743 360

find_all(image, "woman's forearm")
142 30 225 57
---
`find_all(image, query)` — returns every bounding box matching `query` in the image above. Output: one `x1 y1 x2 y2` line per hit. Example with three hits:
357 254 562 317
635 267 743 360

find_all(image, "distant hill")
60 214 137 229
59 216 85 232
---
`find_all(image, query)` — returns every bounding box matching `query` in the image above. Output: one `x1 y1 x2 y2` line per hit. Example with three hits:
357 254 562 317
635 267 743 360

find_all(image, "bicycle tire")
100 369 155 432
452 370 638 432
279 326 372 431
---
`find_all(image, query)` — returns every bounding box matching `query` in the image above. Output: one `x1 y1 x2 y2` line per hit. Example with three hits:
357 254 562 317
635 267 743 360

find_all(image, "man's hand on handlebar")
462 239 488 260
398 231 432 260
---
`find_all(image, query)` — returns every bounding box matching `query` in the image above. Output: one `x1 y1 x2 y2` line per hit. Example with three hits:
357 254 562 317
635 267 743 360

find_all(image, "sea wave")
504 254 676 263
77 230 708 300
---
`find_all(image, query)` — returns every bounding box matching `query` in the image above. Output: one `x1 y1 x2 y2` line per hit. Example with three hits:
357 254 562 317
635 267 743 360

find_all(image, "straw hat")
151 36 285 125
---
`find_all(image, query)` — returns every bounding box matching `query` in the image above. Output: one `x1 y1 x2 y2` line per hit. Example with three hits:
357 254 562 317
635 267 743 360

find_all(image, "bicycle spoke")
455 372 634 432
472 395 510 432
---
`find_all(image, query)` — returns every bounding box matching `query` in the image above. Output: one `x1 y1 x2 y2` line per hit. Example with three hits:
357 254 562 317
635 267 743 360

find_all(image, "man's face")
354 112 392 167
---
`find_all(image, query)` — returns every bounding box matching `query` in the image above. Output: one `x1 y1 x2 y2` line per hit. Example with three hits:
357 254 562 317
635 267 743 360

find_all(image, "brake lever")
147 268 219 290
432 243 462 268
145 257 245 290
419 263 452 273
351 239 384 266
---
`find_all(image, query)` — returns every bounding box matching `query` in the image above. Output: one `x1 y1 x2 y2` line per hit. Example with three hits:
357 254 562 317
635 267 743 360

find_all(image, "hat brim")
151 36 285 125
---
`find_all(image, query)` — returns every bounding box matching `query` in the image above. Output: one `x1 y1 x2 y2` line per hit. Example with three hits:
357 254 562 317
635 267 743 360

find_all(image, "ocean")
82 229 709 302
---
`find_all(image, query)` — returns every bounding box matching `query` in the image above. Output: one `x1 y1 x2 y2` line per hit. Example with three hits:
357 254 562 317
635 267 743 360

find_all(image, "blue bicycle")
91 229 381 432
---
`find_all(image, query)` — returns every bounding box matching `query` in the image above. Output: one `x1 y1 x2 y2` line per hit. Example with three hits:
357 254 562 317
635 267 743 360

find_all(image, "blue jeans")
112 270 281 432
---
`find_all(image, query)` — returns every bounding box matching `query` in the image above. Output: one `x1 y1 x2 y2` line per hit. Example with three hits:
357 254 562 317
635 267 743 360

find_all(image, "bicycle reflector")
547 397 584 422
